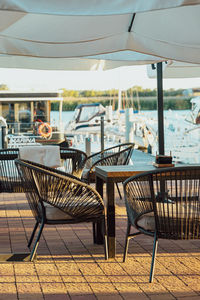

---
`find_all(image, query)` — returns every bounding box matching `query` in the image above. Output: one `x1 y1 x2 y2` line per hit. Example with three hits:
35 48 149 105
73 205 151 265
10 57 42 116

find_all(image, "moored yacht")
64 103 113 135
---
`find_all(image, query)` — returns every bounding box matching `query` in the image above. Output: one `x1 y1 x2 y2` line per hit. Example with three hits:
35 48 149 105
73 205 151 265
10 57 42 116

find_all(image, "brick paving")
0 189 200 300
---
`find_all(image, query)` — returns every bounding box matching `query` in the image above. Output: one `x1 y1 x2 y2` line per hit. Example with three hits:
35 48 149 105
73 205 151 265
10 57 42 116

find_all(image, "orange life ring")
196 115 200 124
38 122 52 139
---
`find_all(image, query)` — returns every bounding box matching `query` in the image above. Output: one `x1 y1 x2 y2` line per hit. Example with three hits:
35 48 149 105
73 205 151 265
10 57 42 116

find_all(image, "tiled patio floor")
0 189 200 300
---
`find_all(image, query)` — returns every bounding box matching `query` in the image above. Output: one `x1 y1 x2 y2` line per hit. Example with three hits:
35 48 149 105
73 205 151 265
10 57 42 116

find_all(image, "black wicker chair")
0 148 21 192
59 147 87 178
0 147 87 192
123 166 200 282
15 158 108 261
82 143 134 198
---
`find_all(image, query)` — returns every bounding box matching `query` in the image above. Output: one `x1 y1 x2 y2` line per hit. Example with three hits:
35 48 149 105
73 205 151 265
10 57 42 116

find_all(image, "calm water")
51 109 199 163
51 109 189 129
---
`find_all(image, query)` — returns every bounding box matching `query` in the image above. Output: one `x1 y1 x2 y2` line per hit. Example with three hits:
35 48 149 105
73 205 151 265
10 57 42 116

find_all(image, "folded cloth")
19 145 61 168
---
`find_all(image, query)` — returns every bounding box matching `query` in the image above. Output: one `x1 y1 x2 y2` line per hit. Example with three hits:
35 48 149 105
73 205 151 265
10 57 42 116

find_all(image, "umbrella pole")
157 62 165 155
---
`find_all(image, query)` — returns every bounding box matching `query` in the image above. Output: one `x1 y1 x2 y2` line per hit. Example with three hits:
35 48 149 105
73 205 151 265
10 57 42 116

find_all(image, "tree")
80 90 96 97
62 89 79 97
0 84 8 90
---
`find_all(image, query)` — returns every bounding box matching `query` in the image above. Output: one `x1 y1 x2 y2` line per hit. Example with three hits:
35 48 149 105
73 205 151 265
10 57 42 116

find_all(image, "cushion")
137 212 155 231
136 202 198 231
44 202 73 220
42 197 102 221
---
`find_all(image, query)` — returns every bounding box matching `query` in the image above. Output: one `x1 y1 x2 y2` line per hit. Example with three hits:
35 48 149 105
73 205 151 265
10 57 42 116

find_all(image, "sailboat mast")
118 88 122 112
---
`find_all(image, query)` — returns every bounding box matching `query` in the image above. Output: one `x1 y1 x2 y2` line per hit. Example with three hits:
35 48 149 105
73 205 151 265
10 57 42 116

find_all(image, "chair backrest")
0 148 21 192
15 159 104 222
88 143 134 171
60 147 87 177
124 166 200 240
0 147 87 192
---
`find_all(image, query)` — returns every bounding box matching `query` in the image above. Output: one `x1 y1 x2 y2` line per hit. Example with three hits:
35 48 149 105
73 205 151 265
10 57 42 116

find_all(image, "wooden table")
95 164 158 258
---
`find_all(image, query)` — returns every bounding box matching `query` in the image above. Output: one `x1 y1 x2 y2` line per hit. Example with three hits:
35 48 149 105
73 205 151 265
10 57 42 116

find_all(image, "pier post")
118 89 122 112
85 137 91 156
125 108 134 143
85 137 91 168
100 116 104 151
105 105 113 123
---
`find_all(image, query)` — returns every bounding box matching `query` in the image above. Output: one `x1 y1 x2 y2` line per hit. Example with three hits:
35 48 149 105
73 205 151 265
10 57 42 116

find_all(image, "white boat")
64 102 121 140
184 96 200 129
64 103 112 135
107 95 200 163
64 102 127 152
129 97 200 163
64 96 200 164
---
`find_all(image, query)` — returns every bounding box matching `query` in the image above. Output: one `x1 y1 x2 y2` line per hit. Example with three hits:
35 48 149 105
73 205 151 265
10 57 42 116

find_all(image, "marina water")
51 109 199 164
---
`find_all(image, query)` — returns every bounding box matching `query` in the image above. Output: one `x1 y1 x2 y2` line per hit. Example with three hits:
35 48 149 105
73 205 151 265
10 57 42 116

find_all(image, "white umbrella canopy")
0 1 199 64
0 52 164 71
1 0 196 15
147 61 200 78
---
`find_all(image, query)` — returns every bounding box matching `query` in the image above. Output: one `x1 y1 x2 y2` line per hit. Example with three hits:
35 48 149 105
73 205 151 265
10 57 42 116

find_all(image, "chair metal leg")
123 221 142 262
103 218 108 260
28 221 39 248
104 234 108 260
30 220 45 262
123 221 131 262
149 232 158 283
115 182 122 199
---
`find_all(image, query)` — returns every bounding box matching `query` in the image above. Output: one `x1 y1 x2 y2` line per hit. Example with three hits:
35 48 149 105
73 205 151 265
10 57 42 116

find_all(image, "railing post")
85 137 91 168
85 137 91 156
100 116 104 152
125 108 134 143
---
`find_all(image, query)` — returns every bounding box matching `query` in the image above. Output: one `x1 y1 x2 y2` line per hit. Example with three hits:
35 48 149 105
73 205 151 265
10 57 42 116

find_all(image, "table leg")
107 181 115 258
95 176 104 244
96 176 104 198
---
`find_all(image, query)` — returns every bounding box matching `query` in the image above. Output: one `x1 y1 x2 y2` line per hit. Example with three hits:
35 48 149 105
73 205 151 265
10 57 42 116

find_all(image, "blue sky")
0 65 199 91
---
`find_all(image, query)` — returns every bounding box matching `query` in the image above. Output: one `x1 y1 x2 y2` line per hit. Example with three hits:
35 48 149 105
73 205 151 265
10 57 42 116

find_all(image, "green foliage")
133 97 191 110
60 87 186 99
0 84 9 90
80 90 96 97
79 89 119 97
126 86 185 97
51 87 191 111
62 89 79 97
51 96 191 111
163 88 184 97
164 98 191 110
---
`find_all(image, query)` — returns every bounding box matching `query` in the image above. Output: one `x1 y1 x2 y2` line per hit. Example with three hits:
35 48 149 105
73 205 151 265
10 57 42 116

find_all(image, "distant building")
0 91 63 126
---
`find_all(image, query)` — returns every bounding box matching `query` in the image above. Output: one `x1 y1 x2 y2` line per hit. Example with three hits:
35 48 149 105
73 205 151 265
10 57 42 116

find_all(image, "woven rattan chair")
123 166 200 282
82 143 134 198
0 147 87 192
15 158 108 261
0 148 21 192
59 147 87 178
